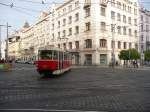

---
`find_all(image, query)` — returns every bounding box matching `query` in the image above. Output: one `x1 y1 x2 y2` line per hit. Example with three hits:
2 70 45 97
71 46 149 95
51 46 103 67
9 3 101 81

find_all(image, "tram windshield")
39 50 58 60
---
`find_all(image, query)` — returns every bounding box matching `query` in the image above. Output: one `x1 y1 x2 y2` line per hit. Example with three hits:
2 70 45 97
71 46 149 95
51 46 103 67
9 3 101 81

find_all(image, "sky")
0 0 150 41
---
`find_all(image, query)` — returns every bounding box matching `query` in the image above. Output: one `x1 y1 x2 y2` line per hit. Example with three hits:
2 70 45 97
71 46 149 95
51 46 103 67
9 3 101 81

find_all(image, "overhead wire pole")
6 23 11 61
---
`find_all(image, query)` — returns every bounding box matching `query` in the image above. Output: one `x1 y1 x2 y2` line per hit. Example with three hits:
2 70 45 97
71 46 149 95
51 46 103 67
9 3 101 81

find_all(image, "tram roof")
38 46 63 51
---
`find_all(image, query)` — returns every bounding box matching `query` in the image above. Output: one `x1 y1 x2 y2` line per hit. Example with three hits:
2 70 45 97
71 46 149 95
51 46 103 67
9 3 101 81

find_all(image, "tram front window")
39 50 58 60
40 50 53 59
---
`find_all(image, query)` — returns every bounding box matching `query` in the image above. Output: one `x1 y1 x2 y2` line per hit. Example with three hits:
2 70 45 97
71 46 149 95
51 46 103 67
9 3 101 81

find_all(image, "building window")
123 27 127 35
111 0 115 7
117 13 121 21
141 15 143 21
111 11 115 19
117 1 121 9
75 1 79 7
68 16 72 24
128 29 132 36
85 22 91 31
52 33 54 39
117 26 121 34
101 7 106 16
58 44 60 48
101 22 106 31
124 42 127 49
63 30 66 37
134 30 137 37
129 43 132 49
69 42 72 49
128 6 132 13
111 40 115 49
141 35 144 41
134 19 137 26
134 8 137 15
75 26 79 34
63 8 66 14
128 17 131 24
135 43 138 50
63 19 66 26
111 24 115 32
123 4 126 11
63 43 66 50
75 13 79 21
85 39 92 48
68 5 72 11
75 41 79 49
100 39 107 48
123 15 126 23
141 24 144 31
118 41 121 49
58 32 60 38
146 25 149 32
146 17 149 23
58 21 60 28
68 28 72 36
85 7 90 17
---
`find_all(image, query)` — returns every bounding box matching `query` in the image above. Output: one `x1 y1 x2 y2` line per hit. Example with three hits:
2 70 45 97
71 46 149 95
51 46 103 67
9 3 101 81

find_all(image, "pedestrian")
133 60 136 68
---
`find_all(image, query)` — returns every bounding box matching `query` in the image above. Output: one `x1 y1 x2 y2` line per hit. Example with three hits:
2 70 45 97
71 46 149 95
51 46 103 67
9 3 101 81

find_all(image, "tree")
119 50 129 60
128 49 140 60
144 50 150 61
119 49 140 66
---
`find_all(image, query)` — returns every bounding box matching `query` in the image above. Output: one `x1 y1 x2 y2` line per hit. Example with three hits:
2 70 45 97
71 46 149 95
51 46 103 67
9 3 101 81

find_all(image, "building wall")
139 8 150 53
48 0 139 65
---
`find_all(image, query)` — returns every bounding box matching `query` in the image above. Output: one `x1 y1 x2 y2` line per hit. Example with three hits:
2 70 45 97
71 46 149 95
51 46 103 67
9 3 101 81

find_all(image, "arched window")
85 39 92 48
100 39 107 48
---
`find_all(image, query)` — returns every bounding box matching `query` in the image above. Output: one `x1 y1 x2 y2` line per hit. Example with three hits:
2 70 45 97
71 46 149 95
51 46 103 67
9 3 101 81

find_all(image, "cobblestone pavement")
0 64 150 112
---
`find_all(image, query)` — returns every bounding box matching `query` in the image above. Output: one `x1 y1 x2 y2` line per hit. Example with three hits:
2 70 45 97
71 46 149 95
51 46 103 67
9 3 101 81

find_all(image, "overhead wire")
0 2 42 13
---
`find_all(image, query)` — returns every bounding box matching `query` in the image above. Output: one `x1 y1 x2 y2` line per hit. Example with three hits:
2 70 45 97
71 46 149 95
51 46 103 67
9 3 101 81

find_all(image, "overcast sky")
0 0 150 41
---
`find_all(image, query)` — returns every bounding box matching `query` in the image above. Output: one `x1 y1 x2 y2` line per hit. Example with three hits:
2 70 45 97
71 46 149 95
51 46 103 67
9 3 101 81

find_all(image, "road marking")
0 109 107 112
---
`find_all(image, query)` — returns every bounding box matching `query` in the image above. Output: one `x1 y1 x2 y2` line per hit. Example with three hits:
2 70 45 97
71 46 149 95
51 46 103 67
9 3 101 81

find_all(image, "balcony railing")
100 0 107 7
84 0 91 8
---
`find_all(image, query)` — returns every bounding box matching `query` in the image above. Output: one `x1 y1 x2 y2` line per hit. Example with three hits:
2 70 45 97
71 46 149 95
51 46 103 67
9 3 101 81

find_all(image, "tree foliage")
119 49 140 60
144 50 150 61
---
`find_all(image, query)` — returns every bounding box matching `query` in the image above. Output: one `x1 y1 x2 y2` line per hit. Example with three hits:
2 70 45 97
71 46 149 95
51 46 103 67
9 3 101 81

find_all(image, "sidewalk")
71 65 150 70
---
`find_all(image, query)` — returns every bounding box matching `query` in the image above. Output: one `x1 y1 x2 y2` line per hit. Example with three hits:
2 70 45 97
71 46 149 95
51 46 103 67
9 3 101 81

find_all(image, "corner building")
48 0 139 65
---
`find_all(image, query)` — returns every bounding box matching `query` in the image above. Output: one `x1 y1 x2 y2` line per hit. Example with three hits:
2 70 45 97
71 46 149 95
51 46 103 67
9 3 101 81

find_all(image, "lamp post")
5 23 11 61
111 24 116 68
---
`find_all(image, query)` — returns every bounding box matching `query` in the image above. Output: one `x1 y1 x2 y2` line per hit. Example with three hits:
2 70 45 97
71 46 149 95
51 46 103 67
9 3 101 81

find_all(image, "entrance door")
75 54 80 65
85 54 92 65
100 54 107 65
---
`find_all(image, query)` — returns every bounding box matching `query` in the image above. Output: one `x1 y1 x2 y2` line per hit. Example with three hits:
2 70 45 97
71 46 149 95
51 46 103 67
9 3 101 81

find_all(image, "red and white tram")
35 47 72 76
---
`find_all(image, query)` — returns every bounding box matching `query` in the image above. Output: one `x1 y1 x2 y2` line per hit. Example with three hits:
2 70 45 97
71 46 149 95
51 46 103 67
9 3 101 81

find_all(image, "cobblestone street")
0 64 150 112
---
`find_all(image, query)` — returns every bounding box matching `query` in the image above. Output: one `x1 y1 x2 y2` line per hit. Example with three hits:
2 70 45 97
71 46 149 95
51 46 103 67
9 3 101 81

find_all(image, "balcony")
84 0 91 8
100 0 107 7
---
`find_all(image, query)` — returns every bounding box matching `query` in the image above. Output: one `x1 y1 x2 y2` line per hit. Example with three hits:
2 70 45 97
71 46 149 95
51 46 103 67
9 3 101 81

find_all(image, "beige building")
47 0 140 65
19 12 50 62
8 31 21 60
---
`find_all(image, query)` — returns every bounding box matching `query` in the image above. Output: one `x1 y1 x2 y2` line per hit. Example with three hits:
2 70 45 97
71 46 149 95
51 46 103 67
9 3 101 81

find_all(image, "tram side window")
59 52 63 61
40 50 52 59
64 52 67 60
53 50 58 60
